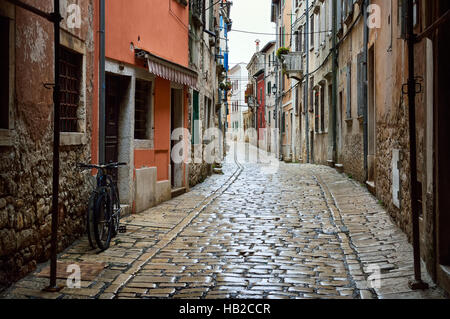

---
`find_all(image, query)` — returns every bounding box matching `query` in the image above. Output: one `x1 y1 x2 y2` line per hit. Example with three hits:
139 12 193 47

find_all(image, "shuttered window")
192 91 200 145
320 85 325 132
346 62 352 119
357 51 366 118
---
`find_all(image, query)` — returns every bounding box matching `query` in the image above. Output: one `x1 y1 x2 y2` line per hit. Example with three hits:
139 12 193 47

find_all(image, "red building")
93 0 197 214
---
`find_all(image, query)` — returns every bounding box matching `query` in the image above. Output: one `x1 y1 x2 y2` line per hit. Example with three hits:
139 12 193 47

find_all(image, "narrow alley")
1 0 450 305
1 143 446 299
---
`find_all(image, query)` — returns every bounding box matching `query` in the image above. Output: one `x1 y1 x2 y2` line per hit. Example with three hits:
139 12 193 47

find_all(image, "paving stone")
2 148 447 300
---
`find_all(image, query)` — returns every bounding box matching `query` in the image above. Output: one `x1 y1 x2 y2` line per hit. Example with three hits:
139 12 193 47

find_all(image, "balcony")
281 52 304 78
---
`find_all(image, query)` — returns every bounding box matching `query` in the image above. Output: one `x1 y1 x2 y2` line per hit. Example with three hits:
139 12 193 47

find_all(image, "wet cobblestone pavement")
1 143 448 299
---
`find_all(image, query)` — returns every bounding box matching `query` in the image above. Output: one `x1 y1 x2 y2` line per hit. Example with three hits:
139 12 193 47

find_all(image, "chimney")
255 39 260 52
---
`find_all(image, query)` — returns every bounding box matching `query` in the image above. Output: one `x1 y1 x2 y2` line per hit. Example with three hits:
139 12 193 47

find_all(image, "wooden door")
105 74 121 181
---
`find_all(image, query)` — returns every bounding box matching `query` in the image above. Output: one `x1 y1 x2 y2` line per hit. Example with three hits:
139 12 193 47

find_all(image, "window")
134 79 152 140
346 62 352 119
60 46 82 132
296 27 303 53
267 81 271 96
310 15 314 47
204 96 212 129
320 85 325 132
357 51 366 118
268 111 271 125
314 90 319 133
413 0 419 27
0 16 10 130
192 90 199 144
281 112 285 133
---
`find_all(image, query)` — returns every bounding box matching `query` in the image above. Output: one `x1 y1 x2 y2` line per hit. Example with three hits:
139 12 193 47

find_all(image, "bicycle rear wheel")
86 192 97 249
105 176 120 238
93 189 112 250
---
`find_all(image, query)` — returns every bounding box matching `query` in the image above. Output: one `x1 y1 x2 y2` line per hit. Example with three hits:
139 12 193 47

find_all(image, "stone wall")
0 0 94 290
338 122 365 183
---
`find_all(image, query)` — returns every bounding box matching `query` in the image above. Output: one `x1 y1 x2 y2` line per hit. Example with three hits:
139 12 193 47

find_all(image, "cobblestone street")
1 143 447 299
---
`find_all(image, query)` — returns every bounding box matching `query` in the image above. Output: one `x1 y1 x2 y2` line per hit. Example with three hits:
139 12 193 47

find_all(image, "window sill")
134 139 154 149
0 129 13 147
60 132 87 146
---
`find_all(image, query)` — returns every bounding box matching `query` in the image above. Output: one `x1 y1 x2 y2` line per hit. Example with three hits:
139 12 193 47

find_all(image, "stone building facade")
188 0 232 187
0 0 95 289
335 1 366 183
368 0 450 293
265 0 450 294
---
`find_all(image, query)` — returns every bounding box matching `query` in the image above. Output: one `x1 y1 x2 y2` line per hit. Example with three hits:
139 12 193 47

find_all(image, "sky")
227 0 276 69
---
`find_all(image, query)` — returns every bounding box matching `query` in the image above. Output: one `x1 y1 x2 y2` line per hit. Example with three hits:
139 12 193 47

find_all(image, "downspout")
363 0 369 180
99 0 106 164
47 0 63 291
305 0 310 163
406 0 428 290
330 0 338 165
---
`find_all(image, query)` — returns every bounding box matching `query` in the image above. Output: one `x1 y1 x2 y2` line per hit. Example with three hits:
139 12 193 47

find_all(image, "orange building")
92 0 197 213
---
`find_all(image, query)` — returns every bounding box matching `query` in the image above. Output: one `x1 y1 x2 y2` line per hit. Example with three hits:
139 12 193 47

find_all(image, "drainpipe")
406 0 428 290
99 0 106 164
329 0 338 165
305 0 310 163
363 0 369 180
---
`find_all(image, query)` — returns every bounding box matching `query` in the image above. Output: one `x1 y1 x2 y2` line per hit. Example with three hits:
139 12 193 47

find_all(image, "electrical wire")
230 28 332 36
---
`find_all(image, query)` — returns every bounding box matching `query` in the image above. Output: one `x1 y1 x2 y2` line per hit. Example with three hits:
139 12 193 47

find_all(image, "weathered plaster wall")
0 0 94 289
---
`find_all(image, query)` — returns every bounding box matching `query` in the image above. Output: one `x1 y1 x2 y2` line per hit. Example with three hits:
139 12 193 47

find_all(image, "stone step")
171 187 186 198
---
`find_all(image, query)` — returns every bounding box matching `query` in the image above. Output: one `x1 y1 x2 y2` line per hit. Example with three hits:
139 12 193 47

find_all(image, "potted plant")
219 81 232 91
276 47 290 60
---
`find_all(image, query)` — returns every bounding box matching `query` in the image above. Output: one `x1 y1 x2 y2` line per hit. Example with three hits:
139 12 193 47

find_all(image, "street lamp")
272 83 277 95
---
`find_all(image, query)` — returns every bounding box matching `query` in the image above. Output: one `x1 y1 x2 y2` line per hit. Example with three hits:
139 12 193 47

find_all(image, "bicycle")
77 162 127 251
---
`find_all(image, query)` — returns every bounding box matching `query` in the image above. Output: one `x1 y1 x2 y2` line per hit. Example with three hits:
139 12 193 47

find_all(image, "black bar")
48 0 62 290
406 0 427 290
99 0 106 164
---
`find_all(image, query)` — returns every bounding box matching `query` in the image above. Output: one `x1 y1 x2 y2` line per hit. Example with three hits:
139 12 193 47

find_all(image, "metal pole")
330 0 337 165
406 0 428 290
45 0 63 292
363 0 369 180
305 0 310 163
99 0 106 164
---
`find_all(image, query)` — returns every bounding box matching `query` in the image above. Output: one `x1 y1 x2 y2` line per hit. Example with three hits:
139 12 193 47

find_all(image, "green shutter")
192 90 199 144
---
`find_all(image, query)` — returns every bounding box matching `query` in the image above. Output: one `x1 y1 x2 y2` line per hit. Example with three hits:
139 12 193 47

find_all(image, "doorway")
105 73 125 182
171 88 184 189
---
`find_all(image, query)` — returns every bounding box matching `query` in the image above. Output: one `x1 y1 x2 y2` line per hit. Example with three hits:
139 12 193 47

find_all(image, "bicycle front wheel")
93 190 112 250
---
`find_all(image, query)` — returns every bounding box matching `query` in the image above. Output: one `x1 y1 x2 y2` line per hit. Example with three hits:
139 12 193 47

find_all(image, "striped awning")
136 49 197 88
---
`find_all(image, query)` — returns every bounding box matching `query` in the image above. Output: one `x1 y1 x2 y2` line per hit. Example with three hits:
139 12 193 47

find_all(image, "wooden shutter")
192 91 199 144
346 63 351 119
357 51 366 118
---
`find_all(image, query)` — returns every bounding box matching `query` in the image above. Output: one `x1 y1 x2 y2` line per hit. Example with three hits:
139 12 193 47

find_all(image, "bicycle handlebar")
76 162 127 170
